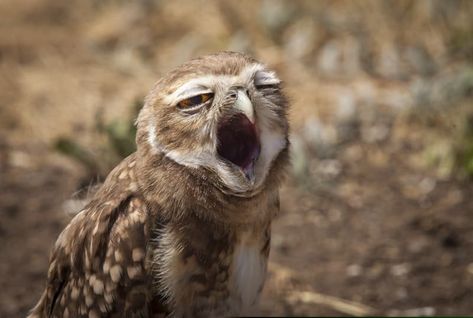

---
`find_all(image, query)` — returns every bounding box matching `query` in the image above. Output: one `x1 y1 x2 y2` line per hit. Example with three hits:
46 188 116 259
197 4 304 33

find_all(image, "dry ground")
1 0 473 316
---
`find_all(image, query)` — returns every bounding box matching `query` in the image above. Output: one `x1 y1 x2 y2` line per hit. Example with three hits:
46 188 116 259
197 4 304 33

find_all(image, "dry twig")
287 290 377 317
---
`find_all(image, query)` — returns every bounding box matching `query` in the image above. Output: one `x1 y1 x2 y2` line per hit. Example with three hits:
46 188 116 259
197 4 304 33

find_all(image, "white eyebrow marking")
254 70 281 86
174 85 213 101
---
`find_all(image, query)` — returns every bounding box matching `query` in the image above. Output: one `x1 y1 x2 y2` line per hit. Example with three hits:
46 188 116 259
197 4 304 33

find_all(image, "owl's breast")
229 228 270 313
150 217 271 317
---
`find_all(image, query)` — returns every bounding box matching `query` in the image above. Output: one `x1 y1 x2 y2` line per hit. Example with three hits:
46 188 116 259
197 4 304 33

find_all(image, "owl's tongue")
217 113 261 180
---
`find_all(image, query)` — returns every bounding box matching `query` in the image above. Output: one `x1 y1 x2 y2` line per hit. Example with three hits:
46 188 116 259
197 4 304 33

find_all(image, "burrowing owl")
29 52 289 317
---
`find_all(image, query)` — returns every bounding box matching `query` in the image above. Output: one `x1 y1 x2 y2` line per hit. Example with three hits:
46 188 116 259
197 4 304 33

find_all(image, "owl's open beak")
233 90 255 124
217 93 260 182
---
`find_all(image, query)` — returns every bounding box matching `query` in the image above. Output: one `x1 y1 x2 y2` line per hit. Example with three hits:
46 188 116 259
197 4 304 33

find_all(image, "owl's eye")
255 83 280 97
254 70 281 93
255 84 279 90
177 93 214 110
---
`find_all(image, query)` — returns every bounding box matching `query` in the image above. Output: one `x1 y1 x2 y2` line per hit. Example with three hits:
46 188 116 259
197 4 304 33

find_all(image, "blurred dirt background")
1 0 473 316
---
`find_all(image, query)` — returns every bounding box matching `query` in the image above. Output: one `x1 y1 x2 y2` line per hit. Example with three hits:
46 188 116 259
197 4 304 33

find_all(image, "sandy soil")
1 0 473 316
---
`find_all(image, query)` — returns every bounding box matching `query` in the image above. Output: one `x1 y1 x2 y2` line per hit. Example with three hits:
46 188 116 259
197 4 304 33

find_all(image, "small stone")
346 264 362 277
390 263 411 277
403 307 436 316
466 263 473 275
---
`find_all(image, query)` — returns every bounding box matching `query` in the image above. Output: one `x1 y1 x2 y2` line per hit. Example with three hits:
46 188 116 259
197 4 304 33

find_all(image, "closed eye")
177 93 214 111
255 83 280 95
253 70 281 92
255 84 279 90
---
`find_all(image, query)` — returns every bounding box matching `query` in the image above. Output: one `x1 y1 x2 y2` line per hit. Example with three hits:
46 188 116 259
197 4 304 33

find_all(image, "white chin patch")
252 128 286 190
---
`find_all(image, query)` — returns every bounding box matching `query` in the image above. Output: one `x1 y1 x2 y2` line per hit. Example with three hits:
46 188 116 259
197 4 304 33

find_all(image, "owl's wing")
28 155 169 317
29 193 155 318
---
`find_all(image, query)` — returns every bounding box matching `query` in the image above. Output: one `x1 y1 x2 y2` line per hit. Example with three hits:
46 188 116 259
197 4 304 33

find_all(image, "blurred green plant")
417 99 473 180
55 137 100 173
95 100 141 160
456 114 473 178
408 59 473 181
449 26 473 62
54 100 140 178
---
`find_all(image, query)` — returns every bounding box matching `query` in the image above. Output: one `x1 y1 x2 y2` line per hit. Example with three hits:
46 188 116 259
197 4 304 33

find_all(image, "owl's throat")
217 113 261 180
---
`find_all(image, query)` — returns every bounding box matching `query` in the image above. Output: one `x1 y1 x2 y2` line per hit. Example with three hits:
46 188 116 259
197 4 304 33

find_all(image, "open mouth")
217 113 261 180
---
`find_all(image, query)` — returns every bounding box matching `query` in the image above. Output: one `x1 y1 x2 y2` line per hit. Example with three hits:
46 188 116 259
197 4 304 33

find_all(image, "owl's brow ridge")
164 63 272 104
174 85 213 100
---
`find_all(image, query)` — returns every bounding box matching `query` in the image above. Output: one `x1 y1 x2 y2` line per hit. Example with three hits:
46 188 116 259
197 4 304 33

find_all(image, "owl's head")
137 52 289 196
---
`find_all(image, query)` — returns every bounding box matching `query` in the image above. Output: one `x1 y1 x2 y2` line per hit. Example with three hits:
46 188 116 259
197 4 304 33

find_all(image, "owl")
29 52 289 318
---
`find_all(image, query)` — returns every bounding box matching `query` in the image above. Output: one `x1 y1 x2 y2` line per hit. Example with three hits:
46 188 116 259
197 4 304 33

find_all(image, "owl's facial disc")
217 113 261 181
142 56 288 194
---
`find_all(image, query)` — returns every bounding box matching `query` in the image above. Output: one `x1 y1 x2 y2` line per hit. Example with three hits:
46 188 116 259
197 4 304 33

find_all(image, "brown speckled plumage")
29 52 289 317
